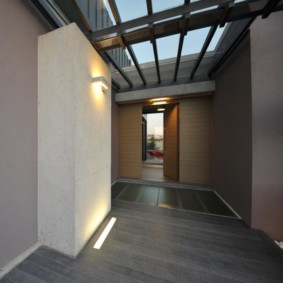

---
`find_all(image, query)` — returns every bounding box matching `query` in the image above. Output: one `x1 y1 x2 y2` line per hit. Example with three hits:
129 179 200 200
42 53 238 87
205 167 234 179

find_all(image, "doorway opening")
143 112 164 165
142 103 179 183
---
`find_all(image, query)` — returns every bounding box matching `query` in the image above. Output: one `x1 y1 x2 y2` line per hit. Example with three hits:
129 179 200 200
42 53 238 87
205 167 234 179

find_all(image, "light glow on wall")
93 217 117 250
151 97 169 102
153 101 167 105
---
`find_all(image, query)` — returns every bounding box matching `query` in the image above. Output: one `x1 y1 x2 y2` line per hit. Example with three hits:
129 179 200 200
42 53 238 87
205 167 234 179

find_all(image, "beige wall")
118 104 142 179
0 1 50 270
251 11 283 240
212 35 252 225
179 97 211 185
38 23 111 257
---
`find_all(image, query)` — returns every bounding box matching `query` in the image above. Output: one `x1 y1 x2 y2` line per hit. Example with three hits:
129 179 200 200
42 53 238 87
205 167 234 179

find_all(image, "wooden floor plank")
2 200 283 283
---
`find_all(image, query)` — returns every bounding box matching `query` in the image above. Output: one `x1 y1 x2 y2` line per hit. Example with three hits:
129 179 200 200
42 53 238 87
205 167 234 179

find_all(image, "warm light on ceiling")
152 101 167 105
92 76 110 92
93 217 117 250
151 97 169 102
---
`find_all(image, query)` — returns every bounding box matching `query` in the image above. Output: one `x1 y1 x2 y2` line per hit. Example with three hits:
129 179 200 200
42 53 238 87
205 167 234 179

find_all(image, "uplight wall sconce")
92 76 110 92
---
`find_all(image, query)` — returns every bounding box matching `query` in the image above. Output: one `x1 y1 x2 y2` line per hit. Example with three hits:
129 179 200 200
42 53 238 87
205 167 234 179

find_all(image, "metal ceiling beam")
262 0 281 18
88 0 234 40
104 52 133 88
190 24 218 80
91 0 280 51
219 1 234 27
108 0 146 86
208 16 256 77
147 0 161 84
173 0 190 82
126 46 147 85
112 78 120 90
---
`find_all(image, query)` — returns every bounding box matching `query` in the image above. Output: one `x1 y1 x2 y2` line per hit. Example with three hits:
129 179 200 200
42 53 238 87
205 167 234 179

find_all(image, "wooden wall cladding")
179 96 211 185
118 104 142 178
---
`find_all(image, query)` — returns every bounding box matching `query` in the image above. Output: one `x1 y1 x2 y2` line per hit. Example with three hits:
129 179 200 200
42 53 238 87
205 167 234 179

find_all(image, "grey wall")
111 93 119 183
250 11 283 240
0 1 50 268
212 35 252 224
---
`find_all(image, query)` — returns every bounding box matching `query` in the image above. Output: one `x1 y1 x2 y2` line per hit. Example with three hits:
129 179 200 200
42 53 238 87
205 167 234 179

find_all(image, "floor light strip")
93 217 117 250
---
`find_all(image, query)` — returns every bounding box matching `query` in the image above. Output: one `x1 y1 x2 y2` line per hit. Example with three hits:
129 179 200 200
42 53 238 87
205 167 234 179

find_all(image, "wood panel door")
163 104 179 180
118 104 142 178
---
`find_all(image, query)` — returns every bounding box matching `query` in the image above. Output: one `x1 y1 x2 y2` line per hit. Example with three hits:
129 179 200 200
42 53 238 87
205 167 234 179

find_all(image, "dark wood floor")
2 200 283 283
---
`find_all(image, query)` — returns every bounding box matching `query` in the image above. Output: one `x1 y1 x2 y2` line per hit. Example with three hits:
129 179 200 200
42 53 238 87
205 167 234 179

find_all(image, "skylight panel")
102 0 115 24
131 42 155 64
152 0 184 13
115 0 147 22
182 27 210 56
207 24 227 51
157 34 180 61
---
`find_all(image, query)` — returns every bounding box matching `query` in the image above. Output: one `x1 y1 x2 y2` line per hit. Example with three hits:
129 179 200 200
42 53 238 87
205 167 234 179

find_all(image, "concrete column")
38 23 111 257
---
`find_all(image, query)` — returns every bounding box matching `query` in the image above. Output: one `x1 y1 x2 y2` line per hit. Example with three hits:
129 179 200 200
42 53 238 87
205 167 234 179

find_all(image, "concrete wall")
0 1 50 270
179 97 211 185
38 23 111 257
212 35 252 224
250 11 283 240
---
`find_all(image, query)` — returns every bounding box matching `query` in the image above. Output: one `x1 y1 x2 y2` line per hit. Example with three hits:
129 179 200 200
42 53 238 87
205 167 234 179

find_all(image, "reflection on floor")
112 180 237 218
142 164 175 182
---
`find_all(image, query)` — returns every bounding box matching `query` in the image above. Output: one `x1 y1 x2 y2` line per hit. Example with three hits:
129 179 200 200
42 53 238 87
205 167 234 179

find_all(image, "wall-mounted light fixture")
92 76 110 92
157 108 165 112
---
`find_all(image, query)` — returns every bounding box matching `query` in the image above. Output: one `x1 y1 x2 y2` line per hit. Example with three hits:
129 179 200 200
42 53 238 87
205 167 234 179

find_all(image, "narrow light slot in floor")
93 217 117 250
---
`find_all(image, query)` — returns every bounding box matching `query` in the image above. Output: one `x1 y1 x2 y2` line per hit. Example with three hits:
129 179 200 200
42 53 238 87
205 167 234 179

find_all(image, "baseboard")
0 242 41 279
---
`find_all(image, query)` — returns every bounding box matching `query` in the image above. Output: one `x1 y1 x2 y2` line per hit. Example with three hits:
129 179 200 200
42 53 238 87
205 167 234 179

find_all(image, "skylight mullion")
127 45 147 86
89 0 233 40
173 34 185 82
219 1 234 27
147 0 161 84
108 0 147 86
104 51 133 88
190 24 218 80
262 0 281 18
208 16 256 77
112 78 120 90
174 0 190 82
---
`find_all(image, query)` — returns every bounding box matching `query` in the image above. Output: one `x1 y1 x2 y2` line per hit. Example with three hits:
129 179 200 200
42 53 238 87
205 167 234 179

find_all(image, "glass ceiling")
103 0 227 67
97 0 259 90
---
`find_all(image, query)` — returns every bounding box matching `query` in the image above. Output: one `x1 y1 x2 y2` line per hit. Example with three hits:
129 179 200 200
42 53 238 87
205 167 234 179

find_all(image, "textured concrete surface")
38 23 111 257
116 81 215 103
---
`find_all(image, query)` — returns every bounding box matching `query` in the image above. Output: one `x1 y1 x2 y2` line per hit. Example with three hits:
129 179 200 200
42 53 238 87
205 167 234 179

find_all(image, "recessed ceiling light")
153 101 167 105
151 97 168 102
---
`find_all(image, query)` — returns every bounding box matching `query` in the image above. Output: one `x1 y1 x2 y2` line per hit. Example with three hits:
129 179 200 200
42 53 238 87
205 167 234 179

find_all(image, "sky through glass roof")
103 0 228 66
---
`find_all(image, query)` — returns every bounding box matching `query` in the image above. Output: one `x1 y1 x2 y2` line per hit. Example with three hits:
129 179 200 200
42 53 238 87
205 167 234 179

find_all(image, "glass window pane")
132 42 155 64
116 0 147 22
152 0 183 13
182 27 210 56
207 24 227 51
157 34 179 61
